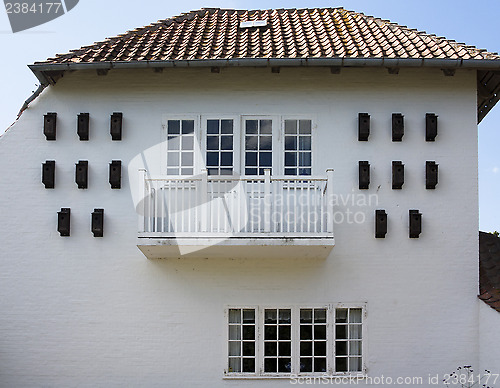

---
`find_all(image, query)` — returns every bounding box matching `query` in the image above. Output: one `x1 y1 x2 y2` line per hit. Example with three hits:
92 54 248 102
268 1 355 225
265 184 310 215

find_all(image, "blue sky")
1 0 499 232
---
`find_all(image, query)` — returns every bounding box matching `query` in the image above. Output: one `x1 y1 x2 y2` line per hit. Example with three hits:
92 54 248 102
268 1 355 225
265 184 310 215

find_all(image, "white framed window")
202 117 241 176
242 116 278 176
284 119 313 176
225 304 366 378
162 116 200 176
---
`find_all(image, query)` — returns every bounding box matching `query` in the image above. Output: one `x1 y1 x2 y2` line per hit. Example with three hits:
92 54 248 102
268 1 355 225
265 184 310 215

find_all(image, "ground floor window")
226 305 365 377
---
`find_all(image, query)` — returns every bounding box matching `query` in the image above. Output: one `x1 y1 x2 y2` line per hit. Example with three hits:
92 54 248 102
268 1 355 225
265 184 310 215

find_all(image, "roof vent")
240 20 267 28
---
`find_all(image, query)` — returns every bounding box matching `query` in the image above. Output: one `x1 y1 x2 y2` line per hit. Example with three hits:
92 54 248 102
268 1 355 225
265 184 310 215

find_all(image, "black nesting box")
375 210 387 238
44 112 57 140
91 209 104 237
426 161 438 189
77 113 89 140
109 160 121 189
409 210 422 238
110 112 123 140
426 113 438 141
358 113 370 141
42 160 55 188
57 208 71 236
359 161 370 189
75 161 88 189
392 113 404 141
392 161 404 189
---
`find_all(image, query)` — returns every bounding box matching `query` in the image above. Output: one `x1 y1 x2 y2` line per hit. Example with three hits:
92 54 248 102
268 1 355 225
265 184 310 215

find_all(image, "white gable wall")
0 67 479 387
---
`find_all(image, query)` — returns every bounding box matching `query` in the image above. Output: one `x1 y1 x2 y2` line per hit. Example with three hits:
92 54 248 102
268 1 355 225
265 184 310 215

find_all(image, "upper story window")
166 119 195 176
163 116 314 177
284 119 312 176
226 305 365 377
206 119 234 175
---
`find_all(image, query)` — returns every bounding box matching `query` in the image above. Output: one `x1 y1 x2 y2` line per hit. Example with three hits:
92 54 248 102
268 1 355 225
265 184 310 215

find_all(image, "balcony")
137 169 335 259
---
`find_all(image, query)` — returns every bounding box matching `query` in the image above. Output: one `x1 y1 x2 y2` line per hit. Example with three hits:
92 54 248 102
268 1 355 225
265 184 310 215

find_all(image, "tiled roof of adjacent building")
36 8 499 64
28 8 500 122
479 232 500 313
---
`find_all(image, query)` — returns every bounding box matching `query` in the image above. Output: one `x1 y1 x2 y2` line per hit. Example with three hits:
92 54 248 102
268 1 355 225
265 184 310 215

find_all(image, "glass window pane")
299 168 311 176
264 358 276 373
245 136 258 150
278 358 291 373
167 120 180 134
229 358 241 373
349 357 362 372
229 341 241 356
243 309 255 323
278 325 291 340
285 168 297 175
207 152 219 166
314 309 327 323
181 168 193 175
264 325 277 340
279 342 291 356
299 120 312 134
314 358 327 373
221 136 233 150
166 168 179 175
167 153 179 166
285 120 297 134
182 136 194 150
243 342 255 356
265 310 277 324
285 136 297 150
349 309 362 323
300 309 313 323
349 324 362 339
242 326 255 340
245 152 257 166
220 168 233 175
221 152 233 166
350 341 362 356
315 341 327 356
207 119 219 134
299 152 311 167
299 136 311 150
260 136 272 150
336 341 347 356
285 152 297 167
181 120 194 134
336 357 347 372
336 309 348 323
265 342 277 356
242 358 255 373
207 168 218 175
221 119 233 134
314 325 327 340
336 325 347 339
260 120 272 134
181 152 193 166
229 325 241 340
279 309 291 324
229 309 241 324
300 341 312 356
300 325 312 340
246 120 258 134
259 152 272 167
245 168 257 175
207 136 219 150
167 136 180 150
300 358 312 372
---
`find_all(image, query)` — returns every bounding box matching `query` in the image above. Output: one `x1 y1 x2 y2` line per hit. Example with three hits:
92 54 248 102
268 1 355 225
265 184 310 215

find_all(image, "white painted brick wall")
0 67 481 387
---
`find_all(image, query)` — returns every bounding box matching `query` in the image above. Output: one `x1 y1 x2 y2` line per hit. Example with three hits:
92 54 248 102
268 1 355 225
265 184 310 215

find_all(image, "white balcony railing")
138 169 334 238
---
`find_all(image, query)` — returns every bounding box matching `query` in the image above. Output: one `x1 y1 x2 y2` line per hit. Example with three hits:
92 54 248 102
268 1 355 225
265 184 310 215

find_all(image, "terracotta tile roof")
36 8 500 64
479 231 500 313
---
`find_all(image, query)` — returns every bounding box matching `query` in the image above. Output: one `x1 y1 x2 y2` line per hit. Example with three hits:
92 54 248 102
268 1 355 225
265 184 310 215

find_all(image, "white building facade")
1 7 499 387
